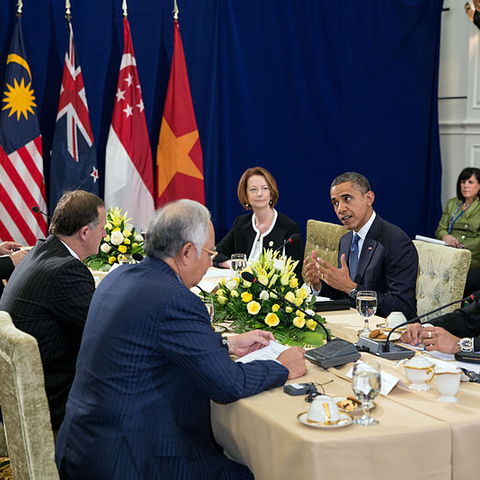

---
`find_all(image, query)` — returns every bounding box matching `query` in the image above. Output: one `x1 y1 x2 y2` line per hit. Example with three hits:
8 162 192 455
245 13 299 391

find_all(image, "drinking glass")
204 302 215 323
351 359 381 426
356 290 377 337
231 253 247 272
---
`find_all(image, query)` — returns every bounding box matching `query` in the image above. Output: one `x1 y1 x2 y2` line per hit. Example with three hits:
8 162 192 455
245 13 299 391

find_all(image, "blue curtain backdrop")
0 0 443 242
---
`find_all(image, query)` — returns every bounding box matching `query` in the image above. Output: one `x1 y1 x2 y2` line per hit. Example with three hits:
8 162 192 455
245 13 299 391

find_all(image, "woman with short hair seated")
214 166 304 280
435 167 480 296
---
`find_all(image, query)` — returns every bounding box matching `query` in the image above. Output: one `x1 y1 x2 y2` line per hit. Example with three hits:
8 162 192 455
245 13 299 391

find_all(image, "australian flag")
50 20 98 210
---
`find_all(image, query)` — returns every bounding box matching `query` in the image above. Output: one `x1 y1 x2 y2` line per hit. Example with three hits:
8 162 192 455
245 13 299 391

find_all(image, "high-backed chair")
0 311 59 479
413 240 472 322
303 220 348 279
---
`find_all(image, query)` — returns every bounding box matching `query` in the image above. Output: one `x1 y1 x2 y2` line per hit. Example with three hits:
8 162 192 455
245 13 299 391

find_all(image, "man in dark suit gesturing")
55 199 306 480
0 190 106 429
304 172 418 319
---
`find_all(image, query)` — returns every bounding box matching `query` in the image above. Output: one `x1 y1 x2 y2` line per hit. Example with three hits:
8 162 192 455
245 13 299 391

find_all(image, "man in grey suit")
304 172 418 318
55 199 306 480
0 190 106 429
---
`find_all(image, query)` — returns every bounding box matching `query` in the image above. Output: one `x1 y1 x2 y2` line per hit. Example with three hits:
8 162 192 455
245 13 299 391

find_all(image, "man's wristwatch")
349 288 358 302
221 336 229 350
458 337 474 353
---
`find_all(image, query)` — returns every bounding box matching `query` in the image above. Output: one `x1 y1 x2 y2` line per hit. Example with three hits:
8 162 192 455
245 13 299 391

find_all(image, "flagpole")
122 0 128 18
65 0 71 22
17 0 22 18
173 0 179 20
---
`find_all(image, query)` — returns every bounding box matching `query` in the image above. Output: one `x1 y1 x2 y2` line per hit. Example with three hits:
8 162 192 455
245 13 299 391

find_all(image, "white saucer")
297 412 352 429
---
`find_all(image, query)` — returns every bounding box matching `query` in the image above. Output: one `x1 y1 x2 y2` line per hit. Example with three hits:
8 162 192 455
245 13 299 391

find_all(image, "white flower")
100 243 111 253
135 234 144 242
111 231 125 245
225 280 238 291
259 290 269 301
273 259 284 271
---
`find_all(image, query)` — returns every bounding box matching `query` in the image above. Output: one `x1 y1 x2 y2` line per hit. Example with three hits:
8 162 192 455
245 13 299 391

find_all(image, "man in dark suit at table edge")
304 172 418 319
401 292 480 354
55 199 306 480
0 190 106 430
0 241 28 298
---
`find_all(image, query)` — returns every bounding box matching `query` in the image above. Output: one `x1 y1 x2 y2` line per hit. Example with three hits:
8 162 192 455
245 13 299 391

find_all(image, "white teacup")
385 311 407 329
307 396 340 425
435 367 462 403
403 355 435 390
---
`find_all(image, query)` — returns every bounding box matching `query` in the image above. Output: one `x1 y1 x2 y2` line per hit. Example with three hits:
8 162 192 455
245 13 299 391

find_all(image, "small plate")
376 323 406 332
373 332 401 342
297 412 353 429
333 397 376 415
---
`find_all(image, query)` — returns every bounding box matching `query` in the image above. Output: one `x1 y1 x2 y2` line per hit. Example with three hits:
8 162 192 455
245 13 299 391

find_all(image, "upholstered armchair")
0 311 59 479
303 220 348 280
413 240 471 321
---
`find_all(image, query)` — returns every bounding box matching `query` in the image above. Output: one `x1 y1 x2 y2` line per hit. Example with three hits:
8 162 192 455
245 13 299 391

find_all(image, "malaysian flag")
105 17 154 230
50 20 98 210
0 17 47 245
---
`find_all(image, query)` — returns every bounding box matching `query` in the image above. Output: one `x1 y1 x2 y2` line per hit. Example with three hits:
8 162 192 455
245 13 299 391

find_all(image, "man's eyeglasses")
201 246 218 259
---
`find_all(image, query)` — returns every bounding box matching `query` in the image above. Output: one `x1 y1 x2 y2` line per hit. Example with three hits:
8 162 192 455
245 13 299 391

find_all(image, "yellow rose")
296 287 309 300
241 292 253 303
132 242 138 248
124 238 131 245
285 306 293 313
118 245 127 254
289 277 299 288
280 274 289 286
271 304 280 312
231 290 239 298
285 291 295 302
216 289 226 297
123 229 132 237
247 301 261 315
112 227 121 232
265 313 280 327
294 298 303 307
218 296 228 305
104 235 110 242
293 316 305 328
108 256 117 264
105 222 113 231
306 319 317 331
295 310 304 317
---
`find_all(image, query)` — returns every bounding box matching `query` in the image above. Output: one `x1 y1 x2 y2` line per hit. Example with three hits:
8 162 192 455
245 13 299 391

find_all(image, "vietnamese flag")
155 19 204 207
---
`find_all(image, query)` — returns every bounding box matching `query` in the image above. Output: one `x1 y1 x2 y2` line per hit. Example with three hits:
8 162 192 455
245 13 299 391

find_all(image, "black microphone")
132 253 144 262
32 206 51 220
274 233 300 253
241 270 331 341
384 292 480 352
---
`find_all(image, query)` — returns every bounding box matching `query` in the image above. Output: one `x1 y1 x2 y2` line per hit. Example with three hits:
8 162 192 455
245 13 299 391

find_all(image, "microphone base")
356 337 415 360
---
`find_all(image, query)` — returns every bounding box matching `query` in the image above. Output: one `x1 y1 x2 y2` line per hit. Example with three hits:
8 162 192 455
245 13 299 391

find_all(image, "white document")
346 362 400 396
236 341 289 364
414 235 447 246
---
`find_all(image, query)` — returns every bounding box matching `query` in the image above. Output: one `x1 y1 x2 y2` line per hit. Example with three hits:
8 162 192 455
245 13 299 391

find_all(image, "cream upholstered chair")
303 220 348 279
413 240 471 322
0 311 59 479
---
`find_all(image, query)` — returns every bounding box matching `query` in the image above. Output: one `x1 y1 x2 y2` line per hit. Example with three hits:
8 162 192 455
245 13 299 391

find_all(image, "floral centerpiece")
84 206 145 271
203 249 328 347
